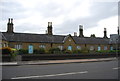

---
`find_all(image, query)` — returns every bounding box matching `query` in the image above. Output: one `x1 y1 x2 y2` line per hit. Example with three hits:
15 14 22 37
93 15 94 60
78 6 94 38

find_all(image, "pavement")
0 57 117 66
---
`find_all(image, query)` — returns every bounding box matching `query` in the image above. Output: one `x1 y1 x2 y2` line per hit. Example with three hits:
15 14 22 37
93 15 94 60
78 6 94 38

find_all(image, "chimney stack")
74 32 77 36
79 25 84 37
103 28 108 38
7 18 14 33
47 22 53 35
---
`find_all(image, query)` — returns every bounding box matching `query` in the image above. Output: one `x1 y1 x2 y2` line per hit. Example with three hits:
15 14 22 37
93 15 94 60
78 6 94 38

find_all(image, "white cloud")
67 0 92 20
85 16 118 37
1 0 118 37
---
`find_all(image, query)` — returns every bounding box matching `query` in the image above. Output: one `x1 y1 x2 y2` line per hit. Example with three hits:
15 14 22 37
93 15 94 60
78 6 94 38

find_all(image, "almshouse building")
1 18 120 53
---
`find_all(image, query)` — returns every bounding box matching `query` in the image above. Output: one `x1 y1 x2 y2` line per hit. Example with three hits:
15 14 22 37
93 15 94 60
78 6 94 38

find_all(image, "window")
98 46 101 51
39 45 46 49
90 46 94 51
68 46 72 51
110 46 113 50
15 44 22 50
77 46 81 50
4 43 6 47
104 46 107 50
58 45 63 50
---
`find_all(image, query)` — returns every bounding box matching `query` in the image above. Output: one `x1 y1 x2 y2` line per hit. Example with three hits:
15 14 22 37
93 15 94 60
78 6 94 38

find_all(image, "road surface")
2 60 119 79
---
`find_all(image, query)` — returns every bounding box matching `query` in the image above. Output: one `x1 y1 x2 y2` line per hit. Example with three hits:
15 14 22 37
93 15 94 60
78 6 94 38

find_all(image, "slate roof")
109 34 120 44
2 32 110 45
73 36 109 45
2 32 65 43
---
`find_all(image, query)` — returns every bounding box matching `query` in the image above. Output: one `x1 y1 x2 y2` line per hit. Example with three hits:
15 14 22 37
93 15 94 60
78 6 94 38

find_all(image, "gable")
63 34 76 44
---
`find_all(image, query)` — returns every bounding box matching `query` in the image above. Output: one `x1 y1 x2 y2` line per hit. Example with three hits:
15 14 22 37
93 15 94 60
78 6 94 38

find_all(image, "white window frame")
39 45 46 49
15 44 22 50
90 46 94 51
58 45 63 50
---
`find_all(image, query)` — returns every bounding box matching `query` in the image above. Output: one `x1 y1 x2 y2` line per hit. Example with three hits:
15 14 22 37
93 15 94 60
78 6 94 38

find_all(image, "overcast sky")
1 0 119 37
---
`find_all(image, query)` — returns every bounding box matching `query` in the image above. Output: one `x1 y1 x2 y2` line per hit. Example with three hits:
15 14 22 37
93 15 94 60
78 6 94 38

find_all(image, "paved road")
2 60 119 79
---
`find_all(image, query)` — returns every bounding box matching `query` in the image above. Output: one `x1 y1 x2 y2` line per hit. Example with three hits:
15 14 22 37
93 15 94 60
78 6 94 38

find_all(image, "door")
28 45 33 54
98 46 101 51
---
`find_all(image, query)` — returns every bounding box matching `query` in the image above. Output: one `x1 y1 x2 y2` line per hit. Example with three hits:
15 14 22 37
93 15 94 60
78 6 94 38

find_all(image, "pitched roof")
2 32 65 43
2 32 110 44
109 34 120 44
73 36 109 45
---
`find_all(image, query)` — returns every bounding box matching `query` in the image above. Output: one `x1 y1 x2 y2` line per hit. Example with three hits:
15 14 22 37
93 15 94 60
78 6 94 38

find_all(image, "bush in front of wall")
81 47 89 53
73 50 82 54
38 48 45 54
1 47 17 61
1 47 12 55
49 48 61 54
18 49 28 54
34 49 39 54
34 48 45 54
65 50 72 54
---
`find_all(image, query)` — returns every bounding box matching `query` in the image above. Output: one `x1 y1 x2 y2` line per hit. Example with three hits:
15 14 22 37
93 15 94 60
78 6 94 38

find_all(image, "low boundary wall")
2 53 119 62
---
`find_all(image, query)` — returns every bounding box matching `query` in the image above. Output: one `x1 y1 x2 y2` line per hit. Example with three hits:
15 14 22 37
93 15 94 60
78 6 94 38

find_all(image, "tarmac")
0 57 117 66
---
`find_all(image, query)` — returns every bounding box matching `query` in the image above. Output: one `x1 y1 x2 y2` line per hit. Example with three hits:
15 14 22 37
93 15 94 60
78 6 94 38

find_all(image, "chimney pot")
79 25 84 37
11 18 13 23
104 28 106 31
79 25 83 29
74 32 77 36
48 22 52 27
8 18 10 23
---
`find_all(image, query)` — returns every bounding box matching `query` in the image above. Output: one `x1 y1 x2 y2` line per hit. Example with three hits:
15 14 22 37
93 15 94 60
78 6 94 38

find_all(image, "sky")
0 0 119 37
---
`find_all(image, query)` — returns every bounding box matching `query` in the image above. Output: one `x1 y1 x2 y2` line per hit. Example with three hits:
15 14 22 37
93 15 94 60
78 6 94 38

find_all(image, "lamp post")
115 37 118 60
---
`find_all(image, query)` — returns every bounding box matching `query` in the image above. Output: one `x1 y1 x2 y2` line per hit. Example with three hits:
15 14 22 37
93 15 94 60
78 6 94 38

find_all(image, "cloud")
85 15 118 37
1 0 118 38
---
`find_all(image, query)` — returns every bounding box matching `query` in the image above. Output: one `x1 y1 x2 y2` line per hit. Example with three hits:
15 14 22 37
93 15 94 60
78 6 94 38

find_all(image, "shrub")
34 48 45 54
38 48 45 54
81 48 89 53
10 48 18 59
73 50 81 54
18 49 28 54
49 48 60 54
1 47 17 60
96 50 108 53
65 50 73 54
34 49 39 54
1 47 12 55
